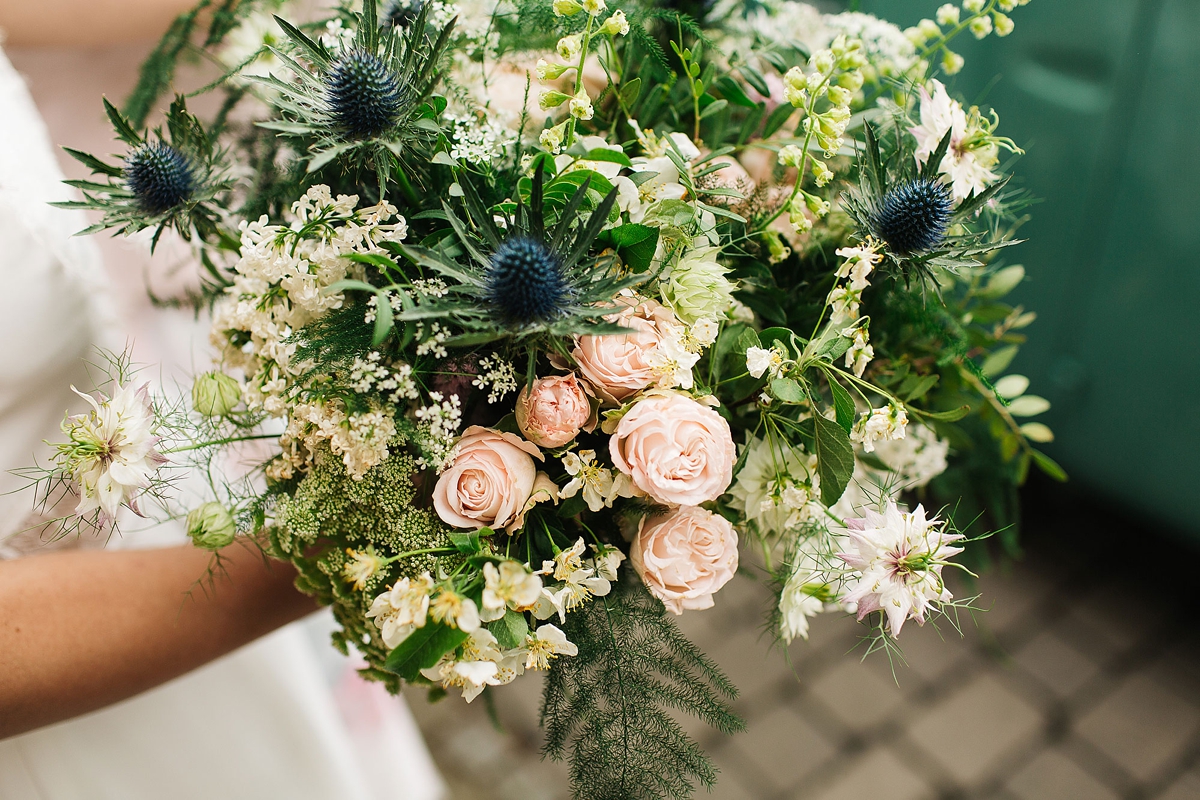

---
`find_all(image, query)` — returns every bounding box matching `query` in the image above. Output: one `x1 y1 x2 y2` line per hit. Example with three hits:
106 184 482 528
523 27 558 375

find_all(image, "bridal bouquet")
28 0 1059 795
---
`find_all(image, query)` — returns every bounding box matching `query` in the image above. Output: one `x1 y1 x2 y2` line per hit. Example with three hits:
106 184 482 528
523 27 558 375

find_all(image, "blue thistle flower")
124 142 195 215
873 178 953 255
484 236 571 324
326 51 404 139
384 0 423 29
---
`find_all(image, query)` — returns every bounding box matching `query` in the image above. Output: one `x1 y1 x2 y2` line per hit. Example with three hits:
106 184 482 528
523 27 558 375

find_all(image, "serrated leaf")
383 622 469 681
921 129 953 181
813 412 855 505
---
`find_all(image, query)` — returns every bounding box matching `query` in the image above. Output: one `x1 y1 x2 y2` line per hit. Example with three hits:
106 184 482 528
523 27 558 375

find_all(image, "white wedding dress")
0 48 444 800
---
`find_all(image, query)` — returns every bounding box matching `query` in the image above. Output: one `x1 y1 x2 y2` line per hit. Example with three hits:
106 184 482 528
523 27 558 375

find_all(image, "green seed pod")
187 502 237 550
192 372 242 417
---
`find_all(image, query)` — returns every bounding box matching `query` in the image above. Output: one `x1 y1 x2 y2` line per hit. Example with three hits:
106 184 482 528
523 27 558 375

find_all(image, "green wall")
851 0 1200 533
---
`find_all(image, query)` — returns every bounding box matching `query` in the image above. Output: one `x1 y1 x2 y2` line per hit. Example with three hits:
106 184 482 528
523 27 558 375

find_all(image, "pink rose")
515 374 594 448
572 296 679 404
632 506 739 614
610 392 735 506
433 426 545 531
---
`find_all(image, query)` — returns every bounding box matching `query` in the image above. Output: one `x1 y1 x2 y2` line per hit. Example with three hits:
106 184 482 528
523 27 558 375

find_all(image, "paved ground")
403 486 1200 800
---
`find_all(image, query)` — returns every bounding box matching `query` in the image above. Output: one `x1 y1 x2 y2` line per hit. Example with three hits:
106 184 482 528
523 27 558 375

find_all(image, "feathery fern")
541 576 745 800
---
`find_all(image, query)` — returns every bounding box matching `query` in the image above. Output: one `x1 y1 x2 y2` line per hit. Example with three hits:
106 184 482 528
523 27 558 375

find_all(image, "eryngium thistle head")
326 51 404 139
124 142 195 214
484 236 570 324
873 178 953 255
385 0 423 28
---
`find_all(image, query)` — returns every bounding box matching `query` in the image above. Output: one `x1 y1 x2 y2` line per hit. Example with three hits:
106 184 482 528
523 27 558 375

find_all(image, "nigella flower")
873 178 953 255
484 236 572 324
124 141 196 214
837 501 964 638
55 383 167 525
325 51 405 139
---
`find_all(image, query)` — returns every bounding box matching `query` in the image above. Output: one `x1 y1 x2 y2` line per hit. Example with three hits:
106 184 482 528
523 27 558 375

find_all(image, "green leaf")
918 405 970 422
921 129 953 181
981 345 1018 378
487 610 530 651
372 291 394 346
770 377 806 404
1006 395 1050 417
103 98 142 146
62 147 123 177
713 75 757 109
448 530 483 554
828 375 855 434
904 374 939 402
699 98 729 119
739 65 771 98
1030 449 1068 482
580 148 633 167
383 623 469 681
979 265 1025 299
1020 422 1054 443
619 77 642 107
762 102 796 139
813 412 855 505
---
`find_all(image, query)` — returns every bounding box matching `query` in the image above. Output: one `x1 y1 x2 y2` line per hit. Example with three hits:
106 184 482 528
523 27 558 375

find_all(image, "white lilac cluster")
211 186 408 416
347 352 420 404
414 391 464 472
276 401 398 480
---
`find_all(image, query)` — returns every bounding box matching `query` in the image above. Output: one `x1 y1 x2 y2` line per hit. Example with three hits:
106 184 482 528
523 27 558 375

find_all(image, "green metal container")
852 0 1200 534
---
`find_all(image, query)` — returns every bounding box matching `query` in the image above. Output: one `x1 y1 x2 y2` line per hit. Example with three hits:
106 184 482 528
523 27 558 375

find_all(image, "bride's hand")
0 0 199 47
0 543 317 739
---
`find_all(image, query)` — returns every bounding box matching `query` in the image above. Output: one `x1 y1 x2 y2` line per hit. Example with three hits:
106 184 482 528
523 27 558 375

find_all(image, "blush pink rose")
631 506 739 614
433 426 544 531
609 392 735 506
515 373 594 449
572 296 679 404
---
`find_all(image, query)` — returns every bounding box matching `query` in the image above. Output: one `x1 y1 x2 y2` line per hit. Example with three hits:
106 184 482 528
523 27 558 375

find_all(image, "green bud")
192 371 242 417
187 502 237 550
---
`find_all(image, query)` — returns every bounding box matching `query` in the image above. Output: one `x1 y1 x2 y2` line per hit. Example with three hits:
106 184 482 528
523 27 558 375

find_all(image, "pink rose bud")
609 392 735 506
632 506 739 614
515 373 593 449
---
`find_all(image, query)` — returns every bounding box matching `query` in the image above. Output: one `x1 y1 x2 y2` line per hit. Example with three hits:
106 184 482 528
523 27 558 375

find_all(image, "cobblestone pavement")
404 496 1200 800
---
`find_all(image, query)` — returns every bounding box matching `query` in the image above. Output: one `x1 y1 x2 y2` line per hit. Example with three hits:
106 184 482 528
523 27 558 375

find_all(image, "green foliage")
541 576 745 800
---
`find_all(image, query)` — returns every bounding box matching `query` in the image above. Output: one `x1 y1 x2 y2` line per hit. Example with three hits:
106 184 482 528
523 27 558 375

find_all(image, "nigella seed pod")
385 0 423 29
326 51 404 139
873 178 953 255
485 236 570 324
124 142 195 215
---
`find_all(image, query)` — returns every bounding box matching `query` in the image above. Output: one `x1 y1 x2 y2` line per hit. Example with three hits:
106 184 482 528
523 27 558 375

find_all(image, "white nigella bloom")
910 80 1000 201
366 573 435 648
838 502 964 638
729 436 820 535
524 624 579 670
57 383 166 524
559 450 635 513
429 587 482 632
851 403 908 453
481 560 544 621
779 539 839 643
745 345 787 379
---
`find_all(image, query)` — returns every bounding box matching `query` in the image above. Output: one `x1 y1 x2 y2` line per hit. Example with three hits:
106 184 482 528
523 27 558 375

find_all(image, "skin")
0 0 200 46
0 544 317 740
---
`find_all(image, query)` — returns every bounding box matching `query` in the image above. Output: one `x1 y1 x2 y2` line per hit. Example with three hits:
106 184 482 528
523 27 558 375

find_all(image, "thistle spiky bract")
384 0 423 29
873 178 953 255
484 236 571 324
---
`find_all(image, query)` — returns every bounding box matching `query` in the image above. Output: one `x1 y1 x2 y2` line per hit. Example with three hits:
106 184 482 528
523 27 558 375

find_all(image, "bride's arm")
0 0 200 46
0 544 317 739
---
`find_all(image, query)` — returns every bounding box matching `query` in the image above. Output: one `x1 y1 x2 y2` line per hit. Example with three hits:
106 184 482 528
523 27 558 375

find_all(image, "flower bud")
970 15 993 38
557 34 582 60
539 89 570 110
827 85 853 107
810 50 835 76
963 0 985 12
838 69 864 92
540 120 568 152
192 371 242 417
536 58 572 81
810 159 833 187
936 4 960 25
783 66 807 91
917 18 941 39
941 49 965 75
552 0 582 16
187 502 237 550
993 12 1015 36
778 145 805 168
597 9 629 36
581 0 606 16
804 192 830 217
569 88 594 120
